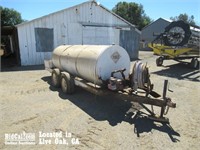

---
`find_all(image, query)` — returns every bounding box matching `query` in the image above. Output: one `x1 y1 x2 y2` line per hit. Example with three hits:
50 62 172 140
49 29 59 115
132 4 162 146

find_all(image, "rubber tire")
61 73 75 94
163 20 191 46
51 69 61 87
156 57 163 66
190 58 199 69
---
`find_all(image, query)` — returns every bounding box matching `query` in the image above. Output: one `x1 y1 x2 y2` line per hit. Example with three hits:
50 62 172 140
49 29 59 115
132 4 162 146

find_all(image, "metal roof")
16 0 138 32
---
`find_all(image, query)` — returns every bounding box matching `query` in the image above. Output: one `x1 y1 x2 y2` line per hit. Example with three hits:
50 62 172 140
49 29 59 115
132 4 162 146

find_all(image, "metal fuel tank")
52 45 130 85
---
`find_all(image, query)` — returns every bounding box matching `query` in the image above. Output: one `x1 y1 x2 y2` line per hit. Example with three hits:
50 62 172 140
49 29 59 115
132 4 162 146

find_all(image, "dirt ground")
0 51 200 150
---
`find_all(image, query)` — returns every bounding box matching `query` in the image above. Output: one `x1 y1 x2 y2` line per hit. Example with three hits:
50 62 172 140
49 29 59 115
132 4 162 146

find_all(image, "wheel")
156 57 163 66
190 58 199 69
51 68 61 87
61 73 75 94
163 20 191 46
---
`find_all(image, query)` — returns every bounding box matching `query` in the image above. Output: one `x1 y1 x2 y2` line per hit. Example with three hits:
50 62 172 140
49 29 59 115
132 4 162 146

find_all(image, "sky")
1 0 200 26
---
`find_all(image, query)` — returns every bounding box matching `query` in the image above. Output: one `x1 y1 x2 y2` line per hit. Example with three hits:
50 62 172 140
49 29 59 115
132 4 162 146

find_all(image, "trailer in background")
148 20 200 69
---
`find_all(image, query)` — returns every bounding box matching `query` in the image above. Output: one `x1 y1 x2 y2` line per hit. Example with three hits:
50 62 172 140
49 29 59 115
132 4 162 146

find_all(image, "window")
35 28 54 52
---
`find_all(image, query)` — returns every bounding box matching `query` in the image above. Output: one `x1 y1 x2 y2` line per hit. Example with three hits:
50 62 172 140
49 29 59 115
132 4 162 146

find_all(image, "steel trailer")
45 45 176 123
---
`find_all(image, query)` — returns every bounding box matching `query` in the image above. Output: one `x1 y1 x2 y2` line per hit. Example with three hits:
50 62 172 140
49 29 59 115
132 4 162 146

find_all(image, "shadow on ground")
1 65 44 72
42 76 180 142
152 63 200 82
131 113 180 142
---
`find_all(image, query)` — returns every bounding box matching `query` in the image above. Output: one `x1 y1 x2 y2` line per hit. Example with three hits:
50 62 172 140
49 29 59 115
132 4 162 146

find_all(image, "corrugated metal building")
16 0 140 66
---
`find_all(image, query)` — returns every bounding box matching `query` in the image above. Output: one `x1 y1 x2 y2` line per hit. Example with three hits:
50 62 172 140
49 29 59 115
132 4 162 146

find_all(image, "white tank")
52 45 130 85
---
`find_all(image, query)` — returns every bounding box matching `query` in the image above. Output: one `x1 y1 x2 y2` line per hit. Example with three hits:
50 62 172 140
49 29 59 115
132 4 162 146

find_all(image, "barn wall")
17 1 139 65
119 30 140 59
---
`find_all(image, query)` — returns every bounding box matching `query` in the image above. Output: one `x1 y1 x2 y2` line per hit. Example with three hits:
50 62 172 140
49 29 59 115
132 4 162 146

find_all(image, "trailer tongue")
45 45 176 123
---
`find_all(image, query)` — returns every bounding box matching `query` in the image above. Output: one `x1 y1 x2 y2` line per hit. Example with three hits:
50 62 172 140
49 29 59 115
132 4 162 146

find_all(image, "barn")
16 0 140 66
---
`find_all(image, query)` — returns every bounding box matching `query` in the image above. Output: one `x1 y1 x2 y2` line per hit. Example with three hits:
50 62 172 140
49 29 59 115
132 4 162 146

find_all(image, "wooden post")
160 80 168 118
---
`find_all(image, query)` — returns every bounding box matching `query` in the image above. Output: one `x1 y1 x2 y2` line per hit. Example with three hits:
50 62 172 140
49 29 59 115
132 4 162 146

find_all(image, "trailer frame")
148 43 199 69
47 66 176 123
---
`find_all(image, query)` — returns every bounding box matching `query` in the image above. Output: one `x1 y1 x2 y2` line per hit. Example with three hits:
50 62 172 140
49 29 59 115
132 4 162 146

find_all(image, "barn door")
119 30 139 60
82 26 119 45
83 26 109 45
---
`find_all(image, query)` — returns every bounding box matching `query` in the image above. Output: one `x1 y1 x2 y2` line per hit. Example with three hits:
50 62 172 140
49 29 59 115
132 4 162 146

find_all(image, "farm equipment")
45 45 176 123
148 20 200 68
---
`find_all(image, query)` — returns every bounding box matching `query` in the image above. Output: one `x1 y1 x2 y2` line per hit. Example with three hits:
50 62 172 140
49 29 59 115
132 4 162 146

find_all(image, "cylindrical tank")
52 45 130 85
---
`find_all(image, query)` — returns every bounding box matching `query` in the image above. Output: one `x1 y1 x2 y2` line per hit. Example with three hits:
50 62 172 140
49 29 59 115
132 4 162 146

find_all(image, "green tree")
112 2 152 30
0 6 24 26
170 13 196 26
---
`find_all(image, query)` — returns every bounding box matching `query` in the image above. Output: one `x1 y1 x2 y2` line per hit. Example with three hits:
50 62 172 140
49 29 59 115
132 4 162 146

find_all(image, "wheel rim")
194 59 198 68
156 58 163 66
52 72 58 85
61 78 67 92
167 27 185 45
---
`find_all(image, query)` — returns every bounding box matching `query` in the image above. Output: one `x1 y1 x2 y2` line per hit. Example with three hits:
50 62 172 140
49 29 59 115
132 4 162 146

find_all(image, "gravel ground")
0 51 200 150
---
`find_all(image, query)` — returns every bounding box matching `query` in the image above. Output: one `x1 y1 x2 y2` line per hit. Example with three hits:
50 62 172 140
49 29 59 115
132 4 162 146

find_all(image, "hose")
131 61 149 90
